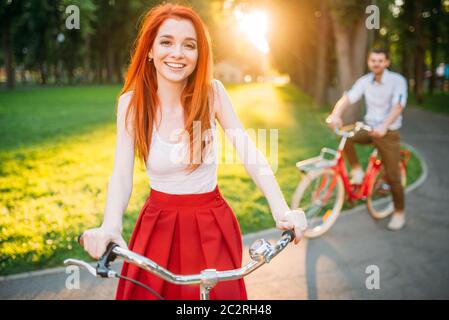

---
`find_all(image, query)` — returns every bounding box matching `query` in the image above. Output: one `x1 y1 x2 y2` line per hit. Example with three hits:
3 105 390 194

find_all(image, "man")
327 48 408 231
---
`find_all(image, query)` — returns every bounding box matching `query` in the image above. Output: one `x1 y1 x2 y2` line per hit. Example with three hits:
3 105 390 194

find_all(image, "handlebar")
65 229 296 285
327 120 373 138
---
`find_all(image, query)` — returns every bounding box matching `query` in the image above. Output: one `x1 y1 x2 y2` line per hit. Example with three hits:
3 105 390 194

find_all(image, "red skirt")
115 185 248 300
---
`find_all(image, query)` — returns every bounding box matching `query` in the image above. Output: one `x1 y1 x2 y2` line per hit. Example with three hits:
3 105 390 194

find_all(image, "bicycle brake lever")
281 229 295 243
64 258 98 277
77 233 84 246
96 242 119 278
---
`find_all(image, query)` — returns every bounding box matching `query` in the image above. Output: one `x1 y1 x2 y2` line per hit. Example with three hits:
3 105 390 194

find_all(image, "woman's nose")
170 45 184 58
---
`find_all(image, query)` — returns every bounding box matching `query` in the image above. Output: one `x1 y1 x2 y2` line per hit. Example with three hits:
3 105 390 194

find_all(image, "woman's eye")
160 41 171 46
185 43 196 50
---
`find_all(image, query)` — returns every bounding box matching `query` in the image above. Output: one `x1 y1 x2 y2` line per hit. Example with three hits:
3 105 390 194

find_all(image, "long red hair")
119 3 214 172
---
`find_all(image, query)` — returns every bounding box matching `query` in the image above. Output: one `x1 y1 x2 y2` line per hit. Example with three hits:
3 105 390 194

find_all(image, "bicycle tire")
366 162 407 219
291 169 345 238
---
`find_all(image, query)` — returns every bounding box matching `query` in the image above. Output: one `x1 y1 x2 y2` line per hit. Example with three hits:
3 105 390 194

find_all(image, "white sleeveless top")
145 99 219 195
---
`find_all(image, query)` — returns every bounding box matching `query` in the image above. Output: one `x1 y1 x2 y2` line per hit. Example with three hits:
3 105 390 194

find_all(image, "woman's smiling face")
149 18 198 83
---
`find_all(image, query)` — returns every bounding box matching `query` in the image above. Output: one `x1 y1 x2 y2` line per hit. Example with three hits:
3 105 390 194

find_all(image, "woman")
81 3 306 300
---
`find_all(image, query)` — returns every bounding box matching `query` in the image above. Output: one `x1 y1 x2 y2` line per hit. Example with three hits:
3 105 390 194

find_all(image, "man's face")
367 53 390 75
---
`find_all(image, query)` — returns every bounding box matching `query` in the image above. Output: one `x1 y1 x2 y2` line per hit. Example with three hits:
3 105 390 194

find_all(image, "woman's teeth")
165 62 186 69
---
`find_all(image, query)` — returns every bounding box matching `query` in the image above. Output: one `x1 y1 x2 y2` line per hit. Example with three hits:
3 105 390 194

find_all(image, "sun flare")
234 9 270 54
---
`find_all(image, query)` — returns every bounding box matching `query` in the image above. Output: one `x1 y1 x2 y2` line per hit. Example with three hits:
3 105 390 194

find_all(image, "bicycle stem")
335 122 373 152
337 135 349 151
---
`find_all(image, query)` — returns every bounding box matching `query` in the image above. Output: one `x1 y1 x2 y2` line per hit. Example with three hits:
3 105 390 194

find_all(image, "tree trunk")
114 51 123 84
54 61 61 84
414 1 425 104
352 17 369 78
400 44 409 80
106 41 114 83
2 16 15 89
84 35 92 83
428 9 439 95
40 61 48 85
314 3 330 106
330 21 353 93
330 9 368 124
429 34 438 95
67 66 74 85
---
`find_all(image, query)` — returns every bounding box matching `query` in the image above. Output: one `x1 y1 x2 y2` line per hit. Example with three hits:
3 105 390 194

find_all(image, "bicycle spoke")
303 173 338 227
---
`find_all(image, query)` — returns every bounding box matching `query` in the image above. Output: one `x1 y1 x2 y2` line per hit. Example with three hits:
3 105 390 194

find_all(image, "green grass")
0 83 423 275
409 91 449 115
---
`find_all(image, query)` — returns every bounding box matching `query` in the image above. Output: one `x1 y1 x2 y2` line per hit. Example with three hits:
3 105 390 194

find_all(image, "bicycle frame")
332 148 382 203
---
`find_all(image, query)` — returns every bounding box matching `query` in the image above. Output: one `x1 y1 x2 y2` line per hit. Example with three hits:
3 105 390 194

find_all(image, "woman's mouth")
164 62 186 71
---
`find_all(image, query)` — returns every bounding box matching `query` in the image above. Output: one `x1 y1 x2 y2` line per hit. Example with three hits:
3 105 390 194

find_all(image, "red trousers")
115 185 248 300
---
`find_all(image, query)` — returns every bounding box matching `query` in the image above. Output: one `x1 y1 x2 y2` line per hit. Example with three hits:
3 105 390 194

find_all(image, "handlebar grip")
281 229 295 243
77 233 84 246
77 233 118 257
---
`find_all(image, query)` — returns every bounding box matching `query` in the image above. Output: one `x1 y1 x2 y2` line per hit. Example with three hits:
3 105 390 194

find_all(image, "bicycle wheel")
366 162 407 219
291 169 344 238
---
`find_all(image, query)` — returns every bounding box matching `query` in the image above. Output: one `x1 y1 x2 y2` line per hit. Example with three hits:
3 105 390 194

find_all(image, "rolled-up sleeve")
392 76 408 108
344 77 365 104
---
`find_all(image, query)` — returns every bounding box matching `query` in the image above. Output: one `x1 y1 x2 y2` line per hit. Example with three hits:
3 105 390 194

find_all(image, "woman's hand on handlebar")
80 226 128 260
276 209 308 245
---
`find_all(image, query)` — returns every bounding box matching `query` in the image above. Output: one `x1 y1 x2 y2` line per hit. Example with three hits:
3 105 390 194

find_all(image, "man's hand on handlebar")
370 124 388 138
326 114 343 131
79 226 128 260
276 209 307 245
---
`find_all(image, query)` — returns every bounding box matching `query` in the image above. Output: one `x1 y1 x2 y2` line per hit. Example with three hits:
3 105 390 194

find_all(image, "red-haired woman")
81 3 306 300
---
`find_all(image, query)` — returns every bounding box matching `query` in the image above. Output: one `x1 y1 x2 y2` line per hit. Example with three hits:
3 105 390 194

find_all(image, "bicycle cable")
115 274 165 300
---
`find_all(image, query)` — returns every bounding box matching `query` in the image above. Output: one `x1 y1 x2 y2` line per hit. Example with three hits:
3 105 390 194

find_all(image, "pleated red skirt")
115 184 248 300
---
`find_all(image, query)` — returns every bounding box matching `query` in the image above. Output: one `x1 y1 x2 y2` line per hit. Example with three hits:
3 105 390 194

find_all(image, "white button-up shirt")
345 69 408 130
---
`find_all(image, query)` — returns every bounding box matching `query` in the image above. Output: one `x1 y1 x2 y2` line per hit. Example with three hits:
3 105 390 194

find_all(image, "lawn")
0 83 422 275
409 91 449 115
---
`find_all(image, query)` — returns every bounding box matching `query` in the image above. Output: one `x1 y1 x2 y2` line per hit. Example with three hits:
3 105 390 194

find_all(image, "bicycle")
291 121 410 238
64 229 296 300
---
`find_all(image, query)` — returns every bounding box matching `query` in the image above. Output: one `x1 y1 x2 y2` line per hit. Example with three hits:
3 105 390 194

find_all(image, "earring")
148 57 153 62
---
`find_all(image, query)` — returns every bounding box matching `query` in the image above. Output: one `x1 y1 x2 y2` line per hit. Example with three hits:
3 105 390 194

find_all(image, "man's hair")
369 48 389 60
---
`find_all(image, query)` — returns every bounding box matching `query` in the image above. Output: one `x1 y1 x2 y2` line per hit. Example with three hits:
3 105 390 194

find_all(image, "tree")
328 0 370 90
314 2 332 106
375 0 449 103
0 0 24 89
269 0 326 101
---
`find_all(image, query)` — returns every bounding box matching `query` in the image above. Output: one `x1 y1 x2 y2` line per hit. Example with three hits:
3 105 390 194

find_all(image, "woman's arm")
212 80 306 242
82 92 134 258
101 92 135 231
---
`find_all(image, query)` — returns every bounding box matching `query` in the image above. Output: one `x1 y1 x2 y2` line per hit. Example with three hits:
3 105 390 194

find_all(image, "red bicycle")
291 122 410 238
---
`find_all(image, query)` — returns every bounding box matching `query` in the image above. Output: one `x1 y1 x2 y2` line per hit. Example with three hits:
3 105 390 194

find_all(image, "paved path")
1 107 448 299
